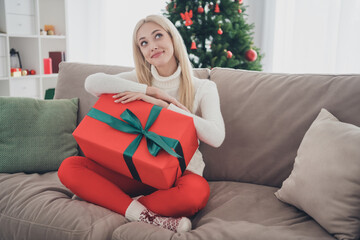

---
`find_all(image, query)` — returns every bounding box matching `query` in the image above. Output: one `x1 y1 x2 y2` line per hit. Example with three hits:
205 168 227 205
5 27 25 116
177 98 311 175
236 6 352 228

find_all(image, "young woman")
58 15 225 233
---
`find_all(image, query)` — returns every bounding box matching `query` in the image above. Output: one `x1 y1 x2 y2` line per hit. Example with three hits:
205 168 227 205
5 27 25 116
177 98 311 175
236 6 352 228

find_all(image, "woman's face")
137 22 177 73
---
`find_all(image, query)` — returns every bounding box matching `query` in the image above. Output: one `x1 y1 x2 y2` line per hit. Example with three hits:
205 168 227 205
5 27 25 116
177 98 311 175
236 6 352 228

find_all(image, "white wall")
244 0 264 53
244 0 269 70
66 0 167 67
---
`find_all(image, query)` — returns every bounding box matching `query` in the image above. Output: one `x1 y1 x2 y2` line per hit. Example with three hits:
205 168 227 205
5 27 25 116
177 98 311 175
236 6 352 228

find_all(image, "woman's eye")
140 41 147 47
155 33 163 39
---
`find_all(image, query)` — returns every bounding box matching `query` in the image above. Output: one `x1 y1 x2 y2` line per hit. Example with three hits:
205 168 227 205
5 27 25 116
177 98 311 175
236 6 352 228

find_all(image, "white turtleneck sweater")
85 65 225 176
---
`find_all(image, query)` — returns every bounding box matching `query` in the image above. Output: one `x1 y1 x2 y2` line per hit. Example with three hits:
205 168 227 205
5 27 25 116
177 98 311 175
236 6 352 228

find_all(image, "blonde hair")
132 15 195 112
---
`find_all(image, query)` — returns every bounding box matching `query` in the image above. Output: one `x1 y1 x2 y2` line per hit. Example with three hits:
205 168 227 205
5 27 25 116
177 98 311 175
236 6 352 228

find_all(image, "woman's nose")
151 44 158 51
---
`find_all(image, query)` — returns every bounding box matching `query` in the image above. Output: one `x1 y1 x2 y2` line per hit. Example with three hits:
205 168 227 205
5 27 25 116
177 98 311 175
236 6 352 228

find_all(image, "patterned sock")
125 200 147 222
125 200 191 232
138 208 191 232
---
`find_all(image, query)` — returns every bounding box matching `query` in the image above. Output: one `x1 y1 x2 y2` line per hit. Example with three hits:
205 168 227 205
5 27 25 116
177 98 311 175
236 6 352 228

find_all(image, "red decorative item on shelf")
245 49 257 62
198 6 204 13
10 68 22 77
217 27 223 35
30 69 36 75
180 10 193 26
214 3 220 13
43 58 53 74
191 40 197 50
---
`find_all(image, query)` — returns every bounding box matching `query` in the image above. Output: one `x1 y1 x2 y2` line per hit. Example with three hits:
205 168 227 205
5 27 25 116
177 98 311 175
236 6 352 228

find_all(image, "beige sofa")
0 62 359 240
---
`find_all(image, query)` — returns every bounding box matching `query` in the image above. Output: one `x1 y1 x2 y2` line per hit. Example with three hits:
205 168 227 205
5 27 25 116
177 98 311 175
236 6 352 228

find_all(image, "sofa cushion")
202 68 360 187
112 181 334 240
55 62 210 124
0 172 127 240
0 97 78 173
275 108 360 240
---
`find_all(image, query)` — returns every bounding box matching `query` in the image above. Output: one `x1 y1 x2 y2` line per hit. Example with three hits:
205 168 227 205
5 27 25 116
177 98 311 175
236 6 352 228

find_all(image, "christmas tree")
163 0 262 70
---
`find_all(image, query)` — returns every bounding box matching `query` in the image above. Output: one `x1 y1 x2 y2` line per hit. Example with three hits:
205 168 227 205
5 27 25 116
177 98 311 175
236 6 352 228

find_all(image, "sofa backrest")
200 68 360 187
55 63 360 187
54 62 210 124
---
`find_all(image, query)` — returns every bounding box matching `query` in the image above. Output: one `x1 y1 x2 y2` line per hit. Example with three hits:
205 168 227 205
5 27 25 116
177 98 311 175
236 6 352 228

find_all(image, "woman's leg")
58 156 196 232
58 156 155 215
138 170 210 217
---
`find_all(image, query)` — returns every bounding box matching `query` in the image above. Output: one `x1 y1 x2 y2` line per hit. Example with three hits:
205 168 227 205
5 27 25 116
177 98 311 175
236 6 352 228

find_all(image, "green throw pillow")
0 97 79 173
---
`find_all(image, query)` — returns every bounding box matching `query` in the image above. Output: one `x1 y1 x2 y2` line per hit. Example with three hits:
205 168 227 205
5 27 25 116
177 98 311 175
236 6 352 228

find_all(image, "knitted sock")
132 195 143 201
125 200 147 222
125 200 192 232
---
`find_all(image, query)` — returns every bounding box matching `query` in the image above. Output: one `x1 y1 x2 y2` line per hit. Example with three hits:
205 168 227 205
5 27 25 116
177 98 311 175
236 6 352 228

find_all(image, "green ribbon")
87 105 186 182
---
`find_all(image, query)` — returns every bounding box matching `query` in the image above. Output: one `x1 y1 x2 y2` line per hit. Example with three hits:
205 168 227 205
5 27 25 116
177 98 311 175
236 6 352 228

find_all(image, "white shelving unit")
0 0 67 98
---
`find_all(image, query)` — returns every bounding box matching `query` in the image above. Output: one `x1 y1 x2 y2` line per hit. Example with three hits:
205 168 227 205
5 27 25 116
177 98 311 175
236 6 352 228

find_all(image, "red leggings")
58 156 210 217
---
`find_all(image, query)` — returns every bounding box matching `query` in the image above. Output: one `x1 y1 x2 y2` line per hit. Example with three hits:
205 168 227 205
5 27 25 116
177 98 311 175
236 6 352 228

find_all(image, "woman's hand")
146 86 190 113
113 92 169 108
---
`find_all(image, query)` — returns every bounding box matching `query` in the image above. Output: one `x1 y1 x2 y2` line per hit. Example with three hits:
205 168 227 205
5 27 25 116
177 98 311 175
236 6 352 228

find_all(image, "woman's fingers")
114 92 136 103
113 91 190 112
114 92 151 104
120 94 140 103
113 92 125 99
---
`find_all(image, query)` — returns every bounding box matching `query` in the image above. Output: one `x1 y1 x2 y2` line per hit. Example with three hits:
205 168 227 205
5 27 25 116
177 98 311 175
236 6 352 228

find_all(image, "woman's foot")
125 200 191 232
139 208 191 233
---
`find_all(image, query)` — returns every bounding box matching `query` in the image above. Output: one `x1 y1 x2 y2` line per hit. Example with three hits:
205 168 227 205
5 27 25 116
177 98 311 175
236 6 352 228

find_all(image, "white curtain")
66 0 167 67
260 0 360 74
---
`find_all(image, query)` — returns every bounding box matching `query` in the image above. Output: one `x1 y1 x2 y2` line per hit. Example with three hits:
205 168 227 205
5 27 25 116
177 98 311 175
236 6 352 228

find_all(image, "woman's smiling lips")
151 51 164 58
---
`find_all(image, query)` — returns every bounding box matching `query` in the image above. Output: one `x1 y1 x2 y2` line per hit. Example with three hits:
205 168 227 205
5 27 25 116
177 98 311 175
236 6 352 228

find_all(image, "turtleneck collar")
151 65 181 89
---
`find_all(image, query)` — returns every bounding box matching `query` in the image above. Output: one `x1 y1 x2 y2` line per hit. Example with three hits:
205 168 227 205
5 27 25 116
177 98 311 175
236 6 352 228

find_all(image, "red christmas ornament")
198 6 204 13
217 27 223 35
180 10 193 26
238 8 242 13
245 49 257 61
227 50 233 59
191 40 197 50
214 3 220 13
30 69 36 75
239 0 243 4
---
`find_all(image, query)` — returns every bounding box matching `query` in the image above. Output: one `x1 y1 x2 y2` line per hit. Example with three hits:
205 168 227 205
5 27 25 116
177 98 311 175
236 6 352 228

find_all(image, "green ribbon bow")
87 105 185 182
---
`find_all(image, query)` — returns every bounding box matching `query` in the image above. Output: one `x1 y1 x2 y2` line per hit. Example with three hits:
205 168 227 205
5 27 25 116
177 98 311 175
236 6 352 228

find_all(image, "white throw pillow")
275 108 360 240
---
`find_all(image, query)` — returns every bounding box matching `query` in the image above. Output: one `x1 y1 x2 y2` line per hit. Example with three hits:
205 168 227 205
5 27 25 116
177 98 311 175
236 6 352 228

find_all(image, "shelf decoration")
49 51 66 73
11 68 22 77
44 25 55 35
10 48 22 69
43 58 53 74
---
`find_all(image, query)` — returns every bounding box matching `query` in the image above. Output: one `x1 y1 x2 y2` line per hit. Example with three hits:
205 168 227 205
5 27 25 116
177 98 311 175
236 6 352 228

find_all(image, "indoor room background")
67 0 360 74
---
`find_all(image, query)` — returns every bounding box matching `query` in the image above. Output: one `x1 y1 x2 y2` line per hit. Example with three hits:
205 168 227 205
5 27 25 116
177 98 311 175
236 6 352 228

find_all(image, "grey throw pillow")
275 108 360 240
0 97 79 173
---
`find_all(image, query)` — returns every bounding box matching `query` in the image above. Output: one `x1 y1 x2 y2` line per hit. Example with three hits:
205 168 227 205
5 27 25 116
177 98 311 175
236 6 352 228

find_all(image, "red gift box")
73 94 198 189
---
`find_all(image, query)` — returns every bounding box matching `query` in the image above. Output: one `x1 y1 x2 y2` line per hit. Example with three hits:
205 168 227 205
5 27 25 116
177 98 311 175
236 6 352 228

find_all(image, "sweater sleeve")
168 81 225 148
84 70 148 97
